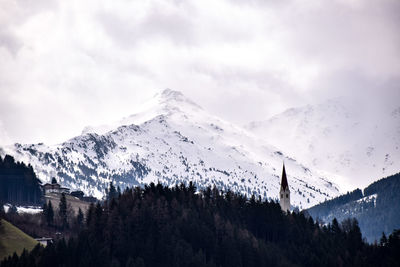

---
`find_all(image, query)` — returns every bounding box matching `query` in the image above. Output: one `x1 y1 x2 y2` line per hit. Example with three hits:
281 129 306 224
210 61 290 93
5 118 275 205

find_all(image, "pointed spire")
280 163 289 191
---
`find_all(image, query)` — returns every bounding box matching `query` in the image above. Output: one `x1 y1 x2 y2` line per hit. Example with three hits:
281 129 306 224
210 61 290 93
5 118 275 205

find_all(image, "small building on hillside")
71 191 84 199
35 237 53 247
42 178 70 195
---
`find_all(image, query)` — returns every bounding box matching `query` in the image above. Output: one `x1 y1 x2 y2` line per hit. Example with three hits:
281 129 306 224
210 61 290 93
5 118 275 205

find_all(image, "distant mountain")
246 98 400 189
307 172 400 242
0 89 339 208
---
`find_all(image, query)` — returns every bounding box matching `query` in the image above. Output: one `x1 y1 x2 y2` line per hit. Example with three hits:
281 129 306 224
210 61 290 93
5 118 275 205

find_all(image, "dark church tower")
279 163 290 212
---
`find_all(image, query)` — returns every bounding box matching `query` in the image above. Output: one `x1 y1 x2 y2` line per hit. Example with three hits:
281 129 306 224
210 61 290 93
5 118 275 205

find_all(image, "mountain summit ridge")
81 88 201 136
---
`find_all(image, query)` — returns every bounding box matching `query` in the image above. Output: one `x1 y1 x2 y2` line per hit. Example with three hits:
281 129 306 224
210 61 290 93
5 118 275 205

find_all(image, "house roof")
43 183 60 187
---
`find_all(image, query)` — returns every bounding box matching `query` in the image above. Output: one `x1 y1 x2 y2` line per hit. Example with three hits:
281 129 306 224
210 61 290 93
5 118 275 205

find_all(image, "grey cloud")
190 64 303 102
0 0 399 145
97 1 255 48
97 6 196 47
0 30 22 56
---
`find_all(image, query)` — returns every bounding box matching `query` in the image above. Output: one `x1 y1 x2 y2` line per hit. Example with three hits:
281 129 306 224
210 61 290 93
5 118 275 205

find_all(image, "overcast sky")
0 0 399 145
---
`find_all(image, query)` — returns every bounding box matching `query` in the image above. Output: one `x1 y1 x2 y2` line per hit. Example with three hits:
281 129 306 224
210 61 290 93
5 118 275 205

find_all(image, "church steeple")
280 163 288 191
279 163 290 212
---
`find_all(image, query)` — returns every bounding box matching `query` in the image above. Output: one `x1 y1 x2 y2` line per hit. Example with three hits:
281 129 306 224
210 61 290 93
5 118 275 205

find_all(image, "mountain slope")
247 98 400 189
0 219 38 260
0 89 340 208
307 172 400 242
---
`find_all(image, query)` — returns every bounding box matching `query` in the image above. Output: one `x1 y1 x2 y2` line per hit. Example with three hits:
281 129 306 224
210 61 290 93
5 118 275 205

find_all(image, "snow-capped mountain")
0 89 340 209
247 98 400 189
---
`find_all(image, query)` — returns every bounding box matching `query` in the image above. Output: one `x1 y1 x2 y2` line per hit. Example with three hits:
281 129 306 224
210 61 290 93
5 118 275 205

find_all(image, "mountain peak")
154 88 202 110
81 88 202 135
159 88 184 99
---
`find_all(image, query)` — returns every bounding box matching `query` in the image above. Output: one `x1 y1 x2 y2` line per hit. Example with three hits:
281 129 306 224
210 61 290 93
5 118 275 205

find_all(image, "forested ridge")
308 173 400 242
307 188 363 217
0 155 42 205
1 183 399 267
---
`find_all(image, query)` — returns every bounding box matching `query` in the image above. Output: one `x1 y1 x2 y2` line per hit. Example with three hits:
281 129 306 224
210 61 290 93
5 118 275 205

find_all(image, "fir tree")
107 182 118 200
125 257 135 267
76 207 84 228
46 201 54 226
0 201 5 219
380 232 388 246
59 193 68 229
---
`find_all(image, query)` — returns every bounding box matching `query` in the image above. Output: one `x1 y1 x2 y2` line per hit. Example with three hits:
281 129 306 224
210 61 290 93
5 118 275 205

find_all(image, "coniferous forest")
1 183 399 267
0 155 42 205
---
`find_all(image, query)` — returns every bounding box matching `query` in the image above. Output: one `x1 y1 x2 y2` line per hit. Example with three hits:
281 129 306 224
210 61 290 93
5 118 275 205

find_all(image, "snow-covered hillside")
0 89 340 209
247 98 400 189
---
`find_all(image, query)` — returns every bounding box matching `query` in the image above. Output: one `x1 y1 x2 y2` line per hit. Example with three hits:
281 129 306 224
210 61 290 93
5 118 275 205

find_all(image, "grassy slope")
45 193 91 215
0 219 38 261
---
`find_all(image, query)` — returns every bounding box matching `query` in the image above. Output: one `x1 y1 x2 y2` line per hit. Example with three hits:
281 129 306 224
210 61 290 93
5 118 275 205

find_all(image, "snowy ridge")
1 89 340 209
247 98 400 189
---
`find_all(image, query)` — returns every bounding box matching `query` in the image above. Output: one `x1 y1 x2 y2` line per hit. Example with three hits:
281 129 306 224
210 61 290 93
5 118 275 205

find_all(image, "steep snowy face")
247 98 400 189
1 89 340 208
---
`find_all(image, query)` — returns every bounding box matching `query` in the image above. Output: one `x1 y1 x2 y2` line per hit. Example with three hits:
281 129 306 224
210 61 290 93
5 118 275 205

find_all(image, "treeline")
0 155 42 205
2 182 400 267
364 172 400 196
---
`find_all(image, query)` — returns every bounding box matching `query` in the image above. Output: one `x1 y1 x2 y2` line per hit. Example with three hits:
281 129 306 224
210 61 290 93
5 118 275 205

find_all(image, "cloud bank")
0 0 399 144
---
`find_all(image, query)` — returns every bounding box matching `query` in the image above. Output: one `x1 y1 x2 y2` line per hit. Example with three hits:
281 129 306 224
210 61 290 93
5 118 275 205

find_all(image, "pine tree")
46 201 54 226
110 258 121 267
380 232 388 246
125 257 135 267
107 182 118 201
8 205 17 215
59 193 68 229
0 207 3 229
76 207 84 228
331 218 341 235
42 201 48 217
134 257 145 267
117 186 121 197
0 201 5 219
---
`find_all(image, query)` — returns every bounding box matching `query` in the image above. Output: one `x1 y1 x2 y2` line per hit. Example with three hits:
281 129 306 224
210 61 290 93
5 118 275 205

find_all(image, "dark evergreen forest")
2 183 399 267
0 155 42 205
